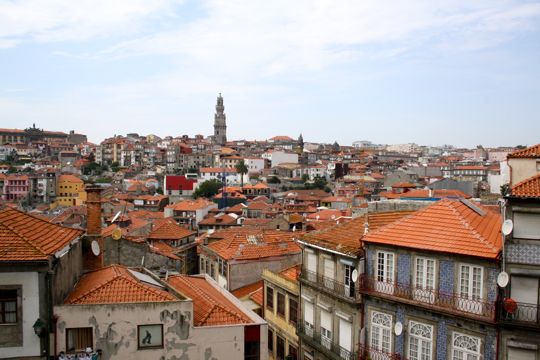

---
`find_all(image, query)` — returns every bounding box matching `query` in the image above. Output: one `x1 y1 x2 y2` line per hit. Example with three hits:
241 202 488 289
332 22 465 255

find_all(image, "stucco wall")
0 271 41 358
229 254 301 291
55 300 261 360
509 158 538 185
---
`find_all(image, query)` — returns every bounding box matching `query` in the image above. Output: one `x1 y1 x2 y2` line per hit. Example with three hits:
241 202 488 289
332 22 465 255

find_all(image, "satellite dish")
112 228 122 240
394 321 403 336
111 211 122 223
91 240 100 256
502 220 514 236
351 269 358 283
497 271 509 288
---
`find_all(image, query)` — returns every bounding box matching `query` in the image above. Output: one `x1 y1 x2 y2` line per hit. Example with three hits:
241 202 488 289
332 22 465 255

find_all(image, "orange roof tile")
508 144 540 158
232 280 263 299
166 198 216 211
391 182 416 188
301 211 414 256
399 189 471 199
0 208 83 261
203 228 301 261
279 264 300 281
249 287 263 306
58 174 84 184
511 173 540 198
150 241 181 260
167 275 253 326
364 199 502 259
148 218 195 240
64 265 176 304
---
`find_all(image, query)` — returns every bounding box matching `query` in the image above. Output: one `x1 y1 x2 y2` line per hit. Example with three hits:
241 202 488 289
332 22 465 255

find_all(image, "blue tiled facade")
436 321 448 360
438 259 454 295
486 267 498 302
397 254 410 286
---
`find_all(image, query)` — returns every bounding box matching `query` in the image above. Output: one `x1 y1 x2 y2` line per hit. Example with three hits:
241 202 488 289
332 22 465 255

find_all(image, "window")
277 292 285 318
458 264 483 314
339 318 353 358
452 332 480 360
408 321 433 360
513 213 540 239
266 286 274 311
289 298 298 326
288 344 298 360
268 328 274 353
0 289 17 323
304 301 314 337
138 324 164 349
320 309 332 350
344 264 355 298
276 335 285 360
376 251 395 294
306 251 317 282
414 257 436 303
370 311 392 353
323 257 335 289
66 327 93 352
510 276 539 321
200 258 205 273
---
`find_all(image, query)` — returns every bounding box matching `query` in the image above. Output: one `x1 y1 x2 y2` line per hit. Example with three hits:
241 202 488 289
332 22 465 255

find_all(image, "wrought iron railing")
357 344 405 360
358 275 496 320
297 323 357 360
300 269 360 302
499 299 539 327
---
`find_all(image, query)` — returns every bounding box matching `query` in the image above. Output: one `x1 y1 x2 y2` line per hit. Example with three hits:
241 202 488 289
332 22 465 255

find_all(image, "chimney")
84 185 103 272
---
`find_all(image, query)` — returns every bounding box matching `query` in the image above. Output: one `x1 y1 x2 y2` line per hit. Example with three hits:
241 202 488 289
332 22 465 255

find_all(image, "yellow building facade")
56 174 86 206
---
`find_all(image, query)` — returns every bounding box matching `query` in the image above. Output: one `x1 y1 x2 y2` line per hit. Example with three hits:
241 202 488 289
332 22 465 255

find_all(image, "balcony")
359 275 496 322
499 299 539 329
300 269 360 303
297 323 357 360
358 344 405 360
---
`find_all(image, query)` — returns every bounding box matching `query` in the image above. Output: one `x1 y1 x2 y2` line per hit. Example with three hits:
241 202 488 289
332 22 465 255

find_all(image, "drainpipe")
46 268 54 359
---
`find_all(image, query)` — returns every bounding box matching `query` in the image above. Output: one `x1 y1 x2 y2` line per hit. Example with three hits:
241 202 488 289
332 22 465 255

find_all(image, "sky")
1 0 539 147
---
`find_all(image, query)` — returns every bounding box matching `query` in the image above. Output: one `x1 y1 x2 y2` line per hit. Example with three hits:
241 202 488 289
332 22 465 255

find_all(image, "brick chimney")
84 185 103 272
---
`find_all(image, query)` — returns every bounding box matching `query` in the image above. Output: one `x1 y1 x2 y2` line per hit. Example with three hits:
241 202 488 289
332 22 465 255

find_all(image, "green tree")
268 176 281 184
301 174 310 183
193 179 223 199
82 162 103 176
235 160 248 188
500 183 510 196
111 161 120 172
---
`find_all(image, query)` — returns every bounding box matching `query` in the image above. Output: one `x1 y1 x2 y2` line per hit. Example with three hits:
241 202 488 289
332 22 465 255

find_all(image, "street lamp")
32 318 46 337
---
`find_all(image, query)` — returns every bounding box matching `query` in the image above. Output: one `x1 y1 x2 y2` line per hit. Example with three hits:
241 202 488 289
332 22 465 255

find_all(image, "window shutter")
307 253 317 272
304 302 314 325
339 318 352 351
324 258 335 280
321 309 332 331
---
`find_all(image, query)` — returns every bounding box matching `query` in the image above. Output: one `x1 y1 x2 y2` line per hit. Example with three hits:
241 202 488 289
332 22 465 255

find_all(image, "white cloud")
0 0 182 45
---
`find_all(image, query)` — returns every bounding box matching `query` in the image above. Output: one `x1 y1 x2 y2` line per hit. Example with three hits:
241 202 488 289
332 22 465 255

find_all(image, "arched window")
370 311 392 353
408 321 433 360
452 332 480 360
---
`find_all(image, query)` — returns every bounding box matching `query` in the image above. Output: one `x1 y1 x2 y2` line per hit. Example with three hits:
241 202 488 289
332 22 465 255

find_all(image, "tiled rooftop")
507 144 540 158
364 199 502 259
511 173 540 198
301 211 414 256
167 275 253 326
203 228 301 261
64 265 177 304
148 218 195 240
0 207 83 261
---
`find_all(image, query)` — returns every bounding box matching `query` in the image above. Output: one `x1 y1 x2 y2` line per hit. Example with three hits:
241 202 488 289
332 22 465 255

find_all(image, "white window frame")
376 251 395 294
408 321 433 360
320 309 332 350
370 311 393 354
451 332 481 360
458 264 484 315
413 257 436 304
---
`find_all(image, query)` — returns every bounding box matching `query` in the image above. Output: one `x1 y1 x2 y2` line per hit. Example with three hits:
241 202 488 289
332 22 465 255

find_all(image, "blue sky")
1 0 539 147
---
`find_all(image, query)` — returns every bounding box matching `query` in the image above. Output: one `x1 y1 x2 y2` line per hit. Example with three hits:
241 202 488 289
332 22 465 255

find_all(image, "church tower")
213 93 227 146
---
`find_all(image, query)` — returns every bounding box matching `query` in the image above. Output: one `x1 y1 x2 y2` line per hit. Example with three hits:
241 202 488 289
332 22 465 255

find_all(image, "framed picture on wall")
137 324 163 349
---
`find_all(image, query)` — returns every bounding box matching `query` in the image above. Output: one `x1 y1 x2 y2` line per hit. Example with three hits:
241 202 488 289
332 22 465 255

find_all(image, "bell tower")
213 93 227 146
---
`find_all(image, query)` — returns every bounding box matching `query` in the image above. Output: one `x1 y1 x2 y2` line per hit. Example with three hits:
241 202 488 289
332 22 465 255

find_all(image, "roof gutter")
296 239 359 259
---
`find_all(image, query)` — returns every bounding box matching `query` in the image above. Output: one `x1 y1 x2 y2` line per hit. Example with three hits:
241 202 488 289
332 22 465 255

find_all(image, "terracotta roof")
391 182 416 188
246 201 271 210
269 136 294 141
199 213 238 226
148 218 195 240
167 275 253 326
301 211 414 256
200 167 237 173
511 173 540 198
232 280 263 299
364 199 502 259
306 209 351 220
58 174 84 184
166 198 216 211
203 228 301 261
280 264 300 281
150 241 181 260
508 144 540 159
455 165 486 170
0 208 83 261
64 265 176 304
249 287 263 306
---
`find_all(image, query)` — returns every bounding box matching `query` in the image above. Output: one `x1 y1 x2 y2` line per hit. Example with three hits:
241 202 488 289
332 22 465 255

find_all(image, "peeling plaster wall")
54 301 261 360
